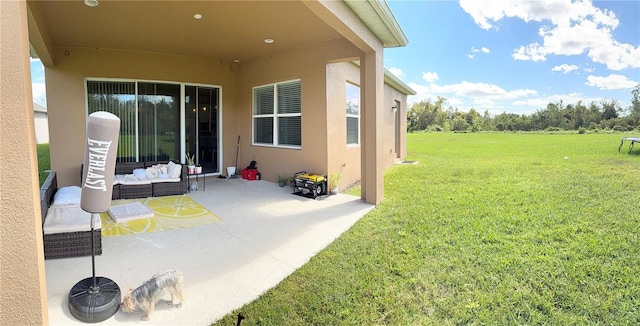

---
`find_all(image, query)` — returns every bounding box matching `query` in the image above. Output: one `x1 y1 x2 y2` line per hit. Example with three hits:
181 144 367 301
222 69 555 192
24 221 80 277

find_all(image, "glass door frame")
181 83 222 175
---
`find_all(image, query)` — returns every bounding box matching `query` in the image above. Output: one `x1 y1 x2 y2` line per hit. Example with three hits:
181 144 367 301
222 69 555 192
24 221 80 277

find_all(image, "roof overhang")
28 0 409 64
384 69 416 96
344 0 409 48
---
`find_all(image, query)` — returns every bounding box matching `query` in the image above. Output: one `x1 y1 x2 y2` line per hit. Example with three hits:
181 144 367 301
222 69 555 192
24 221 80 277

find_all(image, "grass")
212 132 640 325
37 143 50 186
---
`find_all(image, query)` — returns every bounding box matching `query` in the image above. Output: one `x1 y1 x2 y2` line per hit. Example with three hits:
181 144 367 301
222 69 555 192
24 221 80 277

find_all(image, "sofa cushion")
51 186 81 207
167 161 182 178
43 206 100 234
116 174 151 185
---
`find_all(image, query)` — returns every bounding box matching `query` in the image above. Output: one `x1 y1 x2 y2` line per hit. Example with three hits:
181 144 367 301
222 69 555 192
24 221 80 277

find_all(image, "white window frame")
346 82 360 146
85 77 222 165
252 79 302 149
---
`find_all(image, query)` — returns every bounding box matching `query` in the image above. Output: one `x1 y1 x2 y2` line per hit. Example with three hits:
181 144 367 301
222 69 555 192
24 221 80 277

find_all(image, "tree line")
408 84 640 133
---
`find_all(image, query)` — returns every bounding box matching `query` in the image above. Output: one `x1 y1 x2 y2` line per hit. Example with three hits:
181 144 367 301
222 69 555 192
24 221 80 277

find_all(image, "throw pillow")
167 161 182 178
133 168 148 179
52 186 82 206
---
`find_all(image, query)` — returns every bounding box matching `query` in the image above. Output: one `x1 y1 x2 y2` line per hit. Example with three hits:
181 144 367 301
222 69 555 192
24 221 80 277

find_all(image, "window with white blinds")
87 80 181 162
87 81 137 161
346 82 360 145
253 79 301 148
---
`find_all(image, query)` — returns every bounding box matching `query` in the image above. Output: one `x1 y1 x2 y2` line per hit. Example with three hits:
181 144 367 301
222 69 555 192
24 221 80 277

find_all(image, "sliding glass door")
87 80 220 173
185 85 220 174
138 82 181 161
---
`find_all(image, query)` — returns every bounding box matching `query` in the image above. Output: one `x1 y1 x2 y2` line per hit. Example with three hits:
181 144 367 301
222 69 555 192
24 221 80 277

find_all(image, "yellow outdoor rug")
100 195 221 237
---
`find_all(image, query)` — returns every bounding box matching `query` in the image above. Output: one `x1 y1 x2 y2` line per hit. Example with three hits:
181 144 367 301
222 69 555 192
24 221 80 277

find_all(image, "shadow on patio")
45 178 374 325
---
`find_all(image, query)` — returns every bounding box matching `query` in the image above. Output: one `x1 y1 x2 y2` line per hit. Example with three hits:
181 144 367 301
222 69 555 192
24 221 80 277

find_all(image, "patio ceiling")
28 0 343 66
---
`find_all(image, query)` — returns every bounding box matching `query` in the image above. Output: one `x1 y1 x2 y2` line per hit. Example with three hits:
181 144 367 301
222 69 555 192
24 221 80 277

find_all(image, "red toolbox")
242 168 258 180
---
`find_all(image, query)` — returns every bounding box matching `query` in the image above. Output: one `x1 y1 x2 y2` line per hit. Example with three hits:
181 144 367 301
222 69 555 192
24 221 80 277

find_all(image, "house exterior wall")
45 41 408 191
0 1 48 324
34 110 49 144
327 62 408 191
236 38 362 184
326 62 362 190
384 79 409 161
45 48 239 186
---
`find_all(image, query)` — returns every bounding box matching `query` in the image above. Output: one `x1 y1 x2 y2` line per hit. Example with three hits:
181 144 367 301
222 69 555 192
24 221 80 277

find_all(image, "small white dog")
121 269 184 321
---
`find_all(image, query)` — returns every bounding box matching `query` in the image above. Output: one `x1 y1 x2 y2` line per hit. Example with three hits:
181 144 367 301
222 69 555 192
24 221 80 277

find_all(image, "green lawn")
213 132 640 325
37 143 50 186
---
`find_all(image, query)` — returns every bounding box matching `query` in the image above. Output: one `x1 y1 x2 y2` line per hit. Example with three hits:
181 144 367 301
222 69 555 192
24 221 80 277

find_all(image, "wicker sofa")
113 161 188 199
40 171 102 259
83 160 188 200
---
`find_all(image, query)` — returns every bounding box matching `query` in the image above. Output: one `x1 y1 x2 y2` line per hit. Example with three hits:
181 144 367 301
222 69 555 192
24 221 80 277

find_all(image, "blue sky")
384 0 639 115
31 0 638 116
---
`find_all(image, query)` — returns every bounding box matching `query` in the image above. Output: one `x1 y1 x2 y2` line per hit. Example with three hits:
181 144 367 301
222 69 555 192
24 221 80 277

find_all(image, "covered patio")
45 178 374 324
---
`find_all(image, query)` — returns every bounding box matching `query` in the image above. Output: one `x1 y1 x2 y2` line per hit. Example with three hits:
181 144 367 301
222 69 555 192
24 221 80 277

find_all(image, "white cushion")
149 176 180 183
108 202 154 223
51 186 82 207
145 166 159 179
167 161 182 178
158 164 168 175
43 206 100 234
116 174 151 185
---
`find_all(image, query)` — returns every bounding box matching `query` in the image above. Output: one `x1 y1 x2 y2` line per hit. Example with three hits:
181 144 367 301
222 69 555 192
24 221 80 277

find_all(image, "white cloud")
430 81 537 99
407 79 538 114
388 67 404 80
32 83 46 106
552 64 579 74
469 46 490 59
461 0 639 70
585 74 638 90
407 72 631 115
512 43 546 61
459 0 572 30
422 71 439 82
511 92 603 111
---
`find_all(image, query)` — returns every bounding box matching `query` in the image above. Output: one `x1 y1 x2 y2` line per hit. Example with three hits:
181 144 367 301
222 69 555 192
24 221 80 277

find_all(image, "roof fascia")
351 61 416 95
344 0 409 48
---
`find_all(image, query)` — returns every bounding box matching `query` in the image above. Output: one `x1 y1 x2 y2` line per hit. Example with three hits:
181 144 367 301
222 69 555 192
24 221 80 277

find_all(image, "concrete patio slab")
45 178 374 325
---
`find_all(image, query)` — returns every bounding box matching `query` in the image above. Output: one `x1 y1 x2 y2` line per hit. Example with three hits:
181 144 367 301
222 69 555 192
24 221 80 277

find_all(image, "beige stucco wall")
326 62 362 190
1 1 49 324
45 48 239 186
385 83 408 161
45 37 406 194
327 62 408 191
236 38 362 184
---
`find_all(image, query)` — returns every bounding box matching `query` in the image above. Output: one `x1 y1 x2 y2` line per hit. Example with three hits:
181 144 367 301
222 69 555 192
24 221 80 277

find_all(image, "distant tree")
451 116 469 131
628 84 640 128
405 92 634 133
601 99 619 120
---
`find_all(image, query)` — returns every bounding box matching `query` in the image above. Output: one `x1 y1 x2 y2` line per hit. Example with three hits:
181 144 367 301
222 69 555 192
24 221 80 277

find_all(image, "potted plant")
276 175 290 187
329 173 341 195
186 152 196 174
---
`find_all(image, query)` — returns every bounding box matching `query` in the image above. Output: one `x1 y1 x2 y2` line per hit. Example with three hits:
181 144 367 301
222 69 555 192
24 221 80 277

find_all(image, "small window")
253 80 301 147
346 82 360 145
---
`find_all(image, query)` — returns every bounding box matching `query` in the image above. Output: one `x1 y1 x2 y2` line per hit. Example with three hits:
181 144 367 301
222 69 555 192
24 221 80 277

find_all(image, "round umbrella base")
69 277 121 323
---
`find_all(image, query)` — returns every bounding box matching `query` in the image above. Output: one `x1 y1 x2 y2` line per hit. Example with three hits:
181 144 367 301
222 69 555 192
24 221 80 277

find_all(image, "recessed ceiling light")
194 13 203 19
264 38 274 44
84 0 99 7
234 59 240 63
